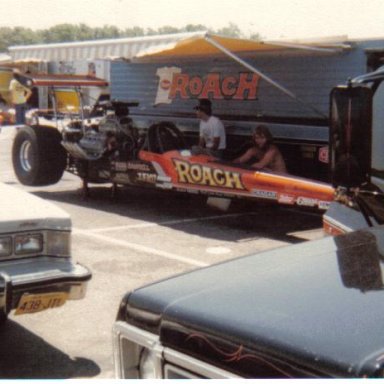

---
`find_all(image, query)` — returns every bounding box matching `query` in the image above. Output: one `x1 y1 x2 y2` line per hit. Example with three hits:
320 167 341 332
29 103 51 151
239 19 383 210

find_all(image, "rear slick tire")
12 125 67 186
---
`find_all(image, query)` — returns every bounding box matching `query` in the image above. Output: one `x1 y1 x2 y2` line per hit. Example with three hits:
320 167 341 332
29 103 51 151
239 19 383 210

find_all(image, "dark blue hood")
119 226 384 377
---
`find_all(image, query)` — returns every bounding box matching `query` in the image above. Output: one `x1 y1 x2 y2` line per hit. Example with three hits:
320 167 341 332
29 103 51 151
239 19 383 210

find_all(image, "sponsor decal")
155 66 260 105
252 189 277 200
127 162 151 172
115 162 128 172
160 79 171 90
319 146 329 164
297 196 318 207
157 182 173 190
137 173 157 184
173 159 245 190
155 67 182 105
278 194 295 205
113 173 131 184
98 170 110 179
157 175 172 182
318 200 331 210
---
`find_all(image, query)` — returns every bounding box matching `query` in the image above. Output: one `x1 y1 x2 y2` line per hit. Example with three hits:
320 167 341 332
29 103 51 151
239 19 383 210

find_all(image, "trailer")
106 33 384 180
7 32 384 180
6 33 384 215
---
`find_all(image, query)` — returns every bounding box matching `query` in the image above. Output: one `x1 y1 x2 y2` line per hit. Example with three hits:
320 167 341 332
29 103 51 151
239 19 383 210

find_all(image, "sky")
1 0 384 41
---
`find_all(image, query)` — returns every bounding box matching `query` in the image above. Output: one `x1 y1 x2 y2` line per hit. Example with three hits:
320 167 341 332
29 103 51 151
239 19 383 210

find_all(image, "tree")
122 26 145 38
157 26 180 35
0 22 260 51
93 25 121 39
250 32 262 41
42 24 79 43
216 22 243 38
183 24 208 33
77 24 94 41
0 27 39 50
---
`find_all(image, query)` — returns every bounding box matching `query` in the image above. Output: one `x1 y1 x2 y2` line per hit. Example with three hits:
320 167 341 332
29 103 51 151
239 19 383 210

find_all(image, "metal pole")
204 34 327 118
77 86 86 134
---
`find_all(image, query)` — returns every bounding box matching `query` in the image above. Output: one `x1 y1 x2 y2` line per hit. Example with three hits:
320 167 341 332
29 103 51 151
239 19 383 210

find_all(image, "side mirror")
330 85 373 188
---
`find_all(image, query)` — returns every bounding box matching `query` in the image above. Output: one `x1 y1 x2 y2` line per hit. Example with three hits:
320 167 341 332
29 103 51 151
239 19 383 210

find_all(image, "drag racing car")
10 73 335 213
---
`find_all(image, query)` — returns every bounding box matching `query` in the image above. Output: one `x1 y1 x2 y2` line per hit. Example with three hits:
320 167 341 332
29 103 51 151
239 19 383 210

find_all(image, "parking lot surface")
0 127 324 378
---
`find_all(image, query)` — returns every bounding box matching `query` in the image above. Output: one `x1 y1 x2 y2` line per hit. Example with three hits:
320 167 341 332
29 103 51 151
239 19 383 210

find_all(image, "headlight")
15 234 43 254
46 231 71 257
0 237 12 257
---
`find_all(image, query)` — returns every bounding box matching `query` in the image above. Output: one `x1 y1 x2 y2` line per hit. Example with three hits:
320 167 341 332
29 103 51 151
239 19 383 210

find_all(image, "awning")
137 33 341 118
8 31 351 62
137 33 350 59
22 73 108 87
8 32 206 62
9 32 351 118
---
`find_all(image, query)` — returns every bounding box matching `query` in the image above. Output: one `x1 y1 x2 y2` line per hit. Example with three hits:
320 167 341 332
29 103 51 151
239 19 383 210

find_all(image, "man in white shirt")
193 99 226 158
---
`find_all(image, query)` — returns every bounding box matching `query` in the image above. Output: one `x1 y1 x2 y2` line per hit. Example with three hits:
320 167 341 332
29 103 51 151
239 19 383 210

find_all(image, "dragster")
9 73 335 213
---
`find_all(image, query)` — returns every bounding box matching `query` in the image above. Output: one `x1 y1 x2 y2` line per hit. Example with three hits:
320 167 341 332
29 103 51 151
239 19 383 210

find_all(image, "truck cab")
324 66 384 234
112 224 384 378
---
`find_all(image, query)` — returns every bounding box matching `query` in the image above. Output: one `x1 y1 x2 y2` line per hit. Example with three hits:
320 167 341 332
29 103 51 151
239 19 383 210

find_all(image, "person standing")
9 69 32 125
193 98 226 158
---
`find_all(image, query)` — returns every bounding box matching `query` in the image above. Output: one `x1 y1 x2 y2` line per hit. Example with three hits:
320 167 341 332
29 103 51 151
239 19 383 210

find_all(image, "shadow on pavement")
0 319 100 379
28 184 323 245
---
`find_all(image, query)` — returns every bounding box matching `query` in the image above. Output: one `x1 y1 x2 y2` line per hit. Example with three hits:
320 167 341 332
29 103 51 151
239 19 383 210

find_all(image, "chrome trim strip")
164 347 241 379
112 321 240 379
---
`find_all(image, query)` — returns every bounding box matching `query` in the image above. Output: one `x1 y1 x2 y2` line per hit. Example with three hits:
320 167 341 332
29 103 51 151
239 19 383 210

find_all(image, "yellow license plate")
15 292 68 315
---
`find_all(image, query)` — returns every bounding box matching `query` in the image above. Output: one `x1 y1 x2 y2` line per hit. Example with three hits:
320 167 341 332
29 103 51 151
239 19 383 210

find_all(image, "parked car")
0 182 91 324
113 224 384 378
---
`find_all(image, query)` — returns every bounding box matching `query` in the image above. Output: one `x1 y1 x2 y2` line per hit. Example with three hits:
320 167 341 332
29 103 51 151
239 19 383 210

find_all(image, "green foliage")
216 22 243 38
0 23 262 52
0 27 40 51
250 32 262 41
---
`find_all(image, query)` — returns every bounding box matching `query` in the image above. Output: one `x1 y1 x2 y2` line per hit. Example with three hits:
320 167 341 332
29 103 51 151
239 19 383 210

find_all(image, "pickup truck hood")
122 226 384 377
0 183 71 233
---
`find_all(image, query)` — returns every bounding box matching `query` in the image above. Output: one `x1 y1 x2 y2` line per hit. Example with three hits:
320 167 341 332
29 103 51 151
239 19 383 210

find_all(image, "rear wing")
17 74 109 121
20 73 109 88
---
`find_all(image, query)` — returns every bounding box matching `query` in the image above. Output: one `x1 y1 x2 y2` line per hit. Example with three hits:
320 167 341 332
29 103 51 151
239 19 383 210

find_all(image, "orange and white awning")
8 31 351 62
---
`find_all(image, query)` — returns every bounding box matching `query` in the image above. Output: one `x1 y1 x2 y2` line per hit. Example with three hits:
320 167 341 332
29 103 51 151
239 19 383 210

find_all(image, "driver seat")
147 122 186 154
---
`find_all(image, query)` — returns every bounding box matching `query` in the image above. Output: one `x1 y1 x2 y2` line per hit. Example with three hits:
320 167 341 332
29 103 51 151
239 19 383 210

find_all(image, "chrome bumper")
0 257 91 315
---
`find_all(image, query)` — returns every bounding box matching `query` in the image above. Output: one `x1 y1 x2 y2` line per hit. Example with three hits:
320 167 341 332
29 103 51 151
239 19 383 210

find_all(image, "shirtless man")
234 125 287 173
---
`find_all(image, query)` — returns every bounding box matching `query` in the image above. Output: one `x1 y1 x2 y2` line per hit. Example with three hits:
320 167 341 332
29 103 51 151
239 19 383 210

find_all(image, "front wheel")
12 125 67 186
